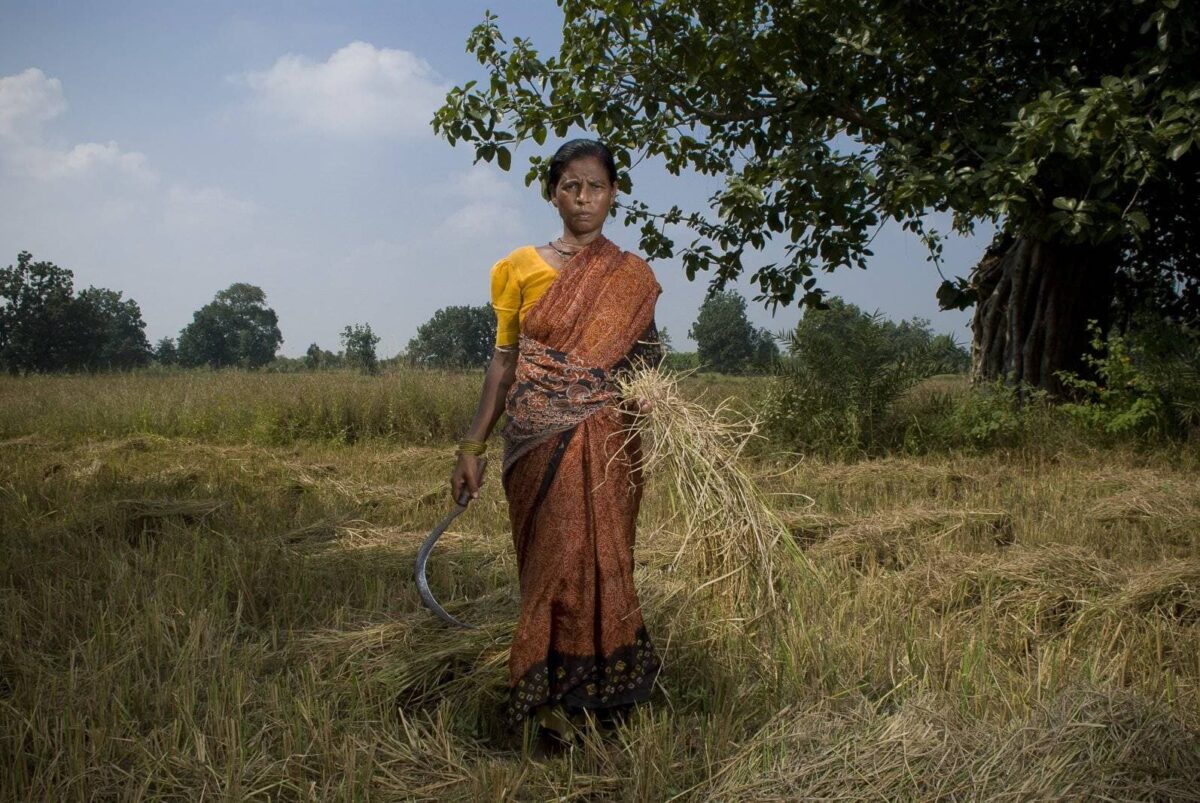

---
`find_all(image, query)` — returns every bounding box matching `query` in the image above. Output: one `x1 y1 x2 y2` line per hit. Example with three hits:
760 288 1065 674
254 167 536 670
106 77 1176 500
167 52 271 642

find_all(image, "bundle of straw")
616 366 806 613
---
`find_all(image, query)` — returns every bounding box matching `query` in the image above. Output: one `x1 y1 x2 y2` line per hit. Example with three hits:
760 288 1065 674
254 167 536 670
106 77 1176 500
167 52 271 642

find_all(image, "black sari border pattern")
506 627 661 725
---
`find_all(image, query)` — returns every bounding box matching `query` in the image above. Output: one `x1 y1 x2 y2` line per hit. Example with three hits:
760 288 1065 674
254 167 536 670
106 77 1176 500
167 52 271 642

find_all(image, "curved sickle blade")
414 494 474 628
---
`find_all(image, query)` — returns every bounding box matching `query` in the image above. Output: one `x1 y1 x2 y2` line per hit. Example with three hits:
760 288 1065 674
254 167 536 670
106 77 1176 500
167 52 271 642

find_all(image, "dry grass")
616 367 806 612
1 371 1199 800
0 369 482 445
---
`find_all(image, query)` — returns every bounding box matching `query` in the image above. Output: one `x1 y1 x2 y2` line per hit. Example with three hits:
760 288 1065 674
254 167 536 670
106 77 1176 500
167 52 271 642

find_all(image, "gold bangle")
457 439 487 456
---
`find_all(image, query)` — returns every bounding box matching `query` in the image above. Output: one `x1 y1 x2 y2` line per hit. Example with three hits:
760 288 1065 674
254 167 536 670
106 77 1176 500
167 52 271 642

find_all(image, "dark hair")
546 139 618 193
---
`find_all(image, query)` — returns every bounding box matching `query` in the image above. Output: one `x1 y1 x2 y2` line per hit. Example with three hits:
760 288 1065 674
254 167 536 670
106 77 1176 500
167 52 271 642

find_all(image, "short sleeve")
490 257 521 347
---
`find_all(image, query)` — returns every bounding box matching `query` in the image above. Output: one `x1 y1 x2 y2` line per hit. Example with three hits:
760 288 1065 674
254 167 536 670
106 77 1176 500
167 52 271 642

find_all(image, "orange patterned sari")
500 235 662 726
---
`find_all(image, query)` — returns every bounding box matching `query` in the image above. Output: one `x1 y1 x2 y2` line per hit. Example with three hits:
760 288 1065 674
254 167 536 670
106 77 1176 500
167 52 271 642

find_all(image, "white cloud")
0 68 66 142
437 166 522 239
235 41 446 138
439 200 521 239
0 66 259 315
446 167 511 200
24 140 156 182
0 67 155 183
164 185 258 232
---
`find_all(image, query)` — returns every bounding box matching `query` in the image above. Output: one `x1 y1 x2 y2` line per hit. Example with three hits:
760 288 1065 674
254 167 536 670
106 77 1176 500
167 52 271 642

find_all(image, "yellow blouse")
490 246 559 347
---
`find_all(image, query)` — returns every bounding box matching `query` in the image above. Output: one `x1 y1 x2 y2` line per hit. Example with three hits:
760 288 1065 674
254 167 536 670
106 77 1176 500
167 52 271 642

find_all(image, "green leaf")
936 278 975 311
429 0 1200 331
497 146 512 171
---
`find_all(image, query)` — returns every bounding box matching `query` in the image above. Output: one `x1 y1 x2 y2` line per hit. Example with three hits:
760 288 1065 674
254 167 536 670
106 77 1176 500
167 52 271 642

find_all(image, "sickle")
414 489 475 628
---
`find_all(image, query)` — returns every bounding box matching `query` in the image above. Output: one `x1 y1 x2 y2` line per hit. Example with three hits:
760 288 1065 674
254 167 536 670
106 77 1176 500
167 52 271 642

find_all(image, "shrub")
763 299 939 453
1055 318 1200 440
1057 324 1167 437
894 380 1061 453
661 350 699 372
1127 317 1200 437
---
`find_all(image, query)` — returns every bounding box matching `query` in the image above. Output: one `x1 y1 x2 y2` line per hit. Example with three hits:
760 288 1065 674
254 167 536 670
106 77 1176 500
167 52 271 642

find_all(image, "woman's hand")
447 349 515 505
620 397 653 416
450 453 487 503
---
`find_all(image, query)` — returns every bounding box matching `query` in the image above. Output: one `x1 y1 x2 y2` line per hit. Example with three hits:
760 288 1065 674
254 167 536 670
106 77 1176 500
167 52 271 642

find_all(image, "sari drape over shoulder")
500 236 662 725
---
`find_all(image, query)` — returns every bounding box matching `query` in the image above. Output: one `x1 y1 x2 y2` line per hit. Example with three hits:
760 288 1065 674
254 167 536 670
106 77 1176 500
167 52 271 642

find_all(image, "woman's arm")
450 348 518 501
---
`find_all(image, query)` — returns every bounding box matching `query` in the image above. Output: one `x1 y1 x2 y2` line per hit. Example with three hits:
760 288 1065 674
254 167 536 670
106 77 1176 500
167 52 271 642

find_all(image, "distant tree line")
683 290 969 376
0 252 151 373
2 251 968 376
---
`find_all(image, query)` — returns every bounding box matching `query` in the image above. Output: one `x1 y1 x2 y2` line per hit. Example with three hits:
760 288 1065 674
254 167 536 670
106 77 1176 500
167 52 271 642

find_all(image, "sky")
0 0 992 357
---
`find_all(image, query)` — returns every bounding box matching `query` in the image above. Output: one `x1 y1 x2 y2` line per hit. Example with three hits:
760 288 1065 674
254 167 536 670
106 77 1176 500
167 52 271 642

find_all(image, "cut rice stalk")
615 366 811 611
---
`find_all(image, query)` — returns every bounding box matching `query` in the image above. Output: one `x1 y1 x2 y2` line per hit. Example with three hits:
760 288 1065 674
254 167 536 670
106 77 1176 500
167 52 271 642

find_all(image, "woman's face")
551 155 616 238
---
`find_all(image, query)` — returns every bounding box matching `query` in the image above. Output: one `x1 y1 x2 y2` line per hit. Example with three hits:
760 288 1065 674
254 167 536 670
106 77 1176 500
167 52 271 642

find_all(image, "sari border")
506 626 661 725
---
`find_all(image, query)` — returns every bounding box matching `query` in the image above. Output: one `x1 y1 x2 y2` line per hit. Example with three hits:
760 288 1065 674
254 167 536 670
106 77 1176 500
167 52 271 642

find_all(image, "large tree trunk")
971 234 1117 396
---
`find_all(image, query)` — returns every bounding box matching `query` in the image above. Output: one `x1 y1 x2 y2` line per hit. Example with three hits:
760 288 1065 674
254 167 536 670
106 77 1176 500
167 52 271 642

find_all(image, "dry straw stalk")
616 365 810 612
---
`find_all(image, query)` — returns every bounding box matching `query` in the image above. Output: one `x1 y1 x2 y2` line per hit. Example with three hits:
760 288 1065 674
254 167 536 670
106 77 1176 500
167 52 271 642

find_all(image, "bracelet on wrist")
457 438 487 456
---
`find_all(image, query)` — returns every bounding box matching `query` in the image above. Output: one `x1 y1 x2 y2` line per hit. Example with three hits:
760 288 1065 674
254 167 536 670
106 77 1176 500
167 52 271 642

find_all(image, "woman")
449 139 663 738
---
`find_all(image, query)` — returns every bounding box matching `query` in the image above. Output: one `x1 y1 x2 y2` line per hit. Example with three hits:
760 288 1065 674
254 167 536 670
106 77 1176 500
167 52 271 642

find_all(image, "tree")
0 251 150 373
752 328 782 372
0 251 77 373
302 343 343 370
71 287 152 370
304 343 323 370
883 317 970 375
341 324 381 374
155 337 178 366
406 305 496 368
177 283 282 368
927 333 971 376
434 1 1200 394
688 290 758 373
766 298 940 450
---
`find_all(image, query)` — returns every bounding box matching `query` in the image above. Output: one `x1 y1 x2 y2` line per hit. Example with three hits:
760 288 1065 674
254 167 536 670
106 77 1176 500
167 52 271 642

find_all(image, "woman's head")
547 139 618 238
546 139 617 194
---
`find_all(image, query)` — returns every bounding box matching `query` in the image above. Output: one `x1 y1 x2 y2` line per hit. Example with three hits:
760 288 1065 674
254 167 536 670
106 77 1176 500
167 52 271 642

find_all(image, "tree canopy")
0 251 151 373
154 337 178 366
688 290 777 374
406 305 496 369
341 323 381 374
177 283 282 369
434 0 1199 391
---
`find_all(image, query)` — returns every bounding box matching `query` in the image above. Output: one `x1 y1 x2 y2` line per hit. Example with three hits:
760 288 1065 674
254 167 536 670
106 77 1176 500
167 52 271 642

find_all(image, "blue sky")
1 1 989 356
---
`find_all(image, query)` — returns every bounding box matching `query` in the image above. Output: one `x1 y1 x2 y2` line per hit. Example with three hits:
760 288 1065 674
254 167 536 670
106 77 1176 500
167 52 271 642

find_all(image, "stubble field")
2 371 1198 800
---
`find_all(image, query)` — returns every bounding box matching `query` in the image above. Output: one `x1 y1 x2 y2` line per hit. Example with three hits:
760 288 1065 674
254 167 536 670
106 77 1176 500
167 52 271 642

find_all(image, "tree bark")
971 234 1117 395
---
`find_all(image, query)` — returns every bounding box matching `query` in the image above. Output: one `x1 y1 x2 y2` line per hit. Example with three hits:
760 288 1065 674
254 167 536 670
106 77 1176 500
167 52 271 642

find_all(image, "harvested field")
1 373 1198 800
